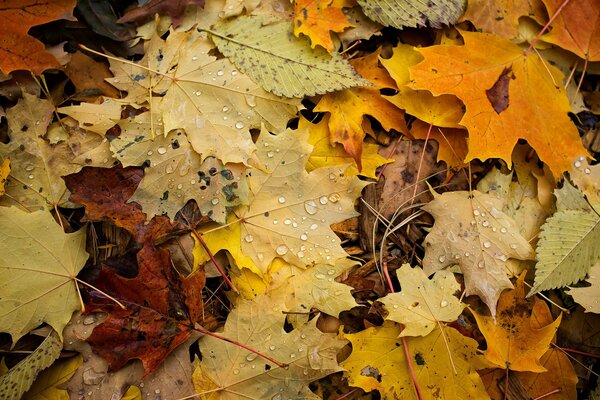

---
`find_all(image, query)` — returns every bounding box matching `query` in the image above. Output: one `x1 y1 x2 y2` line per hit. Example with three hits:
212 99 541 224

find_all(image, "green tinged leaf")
209 15 370 98
530 180 600 295
357 0 465 29
0 331 62 400
0 208 88 343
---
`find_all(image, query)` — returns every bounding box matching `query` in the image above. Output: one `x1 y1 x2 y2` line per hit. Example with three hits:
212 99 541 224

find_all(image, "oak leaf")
193 295 346 400
470 272 562 372
341 322 490 399
0 207 88 343
380 264 464 337
0 0 76 75
541 0 600 61
409 31 587 177
293 0 354 52
422 190 535 316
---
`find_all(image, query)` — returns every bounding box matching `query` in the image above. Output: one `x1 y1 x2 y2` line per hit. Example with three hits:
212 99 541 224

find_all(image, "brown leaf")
118 0 205 27
64 52 120 101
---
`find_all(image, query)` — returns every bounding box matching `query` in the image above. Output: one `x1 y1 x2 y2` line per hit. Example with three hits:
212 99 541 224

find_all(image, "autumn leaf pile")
0 0 599 399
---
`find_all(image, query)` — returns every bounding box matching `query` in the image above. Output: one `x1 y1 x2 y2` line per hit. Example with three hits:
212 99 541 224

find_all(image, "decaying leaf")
422 190 535 316
341 321 490 399
0 207 88 343
118 0 205 27
470 273 562 372
0 330 62 400
380 264 464 337
210 15 370 97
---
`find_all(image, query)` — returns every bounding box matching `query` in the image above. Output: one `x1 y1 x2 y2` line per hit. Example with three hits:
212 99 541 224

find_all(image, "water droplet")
25 164 34 171
284 219 291 225
327 269 335 275
454 254 461 259
155 389 161 394
244 234 254 243
303 369 309 376
246 353 258 361
482 220 490 227
222 106 229 112
483 241 491 248
319 196 328 205
585 168 591 174
438 255 446 263
217 70 224 76
478 260 485 268
267 151 274 158
301 200 319 216
490 207 500 218
470 220 477 226
165 164 175 174
392 304 399 309
297 251 305 258
510 243 518 249
473 209 480 216
273 219 279 225
290 353 296 359
314 273 326 279
574 160 582 168
269 345 276 351
28 174 34 179
440 300 448 308
233 369 240 375
465 252 470 257
300 233 308 241
157 146 167 155
192 56 198 61
211 198 219 205
292 222 298 228
177 183 183 190
272 395 282 400
278 196 286 204
235 121 245 129
195 90 201 96
231 70 238 76
276 245 288 255
500 227 507 233
246 95 257 107
328 193 340 203
147 150 153 156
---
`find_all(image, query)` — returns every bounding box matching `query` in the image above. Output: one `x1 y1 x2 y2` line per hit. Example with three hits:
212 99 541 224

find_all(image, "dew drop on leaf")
278 196 286 204
304 200 318 215
438 255 446 263
246 95 256 107
211 198 219 205
246 353 257 361
300 233 308 241
440 300 448 308
483 241 491 248
276 245 288 255
319 196 328 205
244 234 254 243
328 193 340 203
222 106 229 112
235 121 245 129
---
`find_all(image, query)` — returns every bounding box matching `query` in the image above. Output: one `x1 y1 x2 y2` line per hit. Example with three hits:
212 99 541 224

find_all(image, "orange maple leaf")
409 31 587 178
541 0 600 61
314 87 407 170
462 0 547 39
293 0 355 52
0 0 76 75
470 272 562 372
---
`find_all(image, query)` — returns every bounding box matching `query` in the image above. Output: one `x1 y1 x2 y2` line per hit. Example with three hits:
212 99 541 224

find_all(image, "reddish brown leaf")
0 0 76 75
64 165 175 242
85 240 206 374
64 51 121 101
118 0 205 28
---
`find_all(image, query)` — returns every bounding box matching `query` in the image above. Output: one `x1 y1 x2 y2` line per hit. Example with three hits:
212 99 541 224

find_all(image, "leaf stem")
193 324 288 368
74 277 126 309
190 227 239 294
524 0 571 56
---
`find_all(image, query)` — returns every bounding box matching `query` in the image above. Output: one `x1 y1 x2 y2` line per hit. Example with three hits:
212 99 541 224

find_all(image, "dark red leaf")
117 0 205 28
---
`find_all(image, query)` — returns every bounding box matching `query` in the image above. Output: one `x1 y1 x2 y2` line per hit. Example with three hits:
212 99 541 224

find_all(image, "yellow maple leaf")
314 87 407 170
293 0 355 52
301 115 393 178
0 159 9 197
409 31 587 178
470 272 562 372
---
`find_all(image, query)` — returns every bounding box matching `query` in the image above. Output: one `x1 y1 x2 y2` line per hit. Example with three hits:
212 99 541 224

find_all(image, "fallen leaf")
409 120 468 169
85 241 206 374
0 207 88 343
193 295 346 399
470 272 562 372
234 127 368 272
569 263 600 313
356 0 465 29
314 87 407 169
64 51 120 101
21 355 82 400
293 0 354 52
541 0 600 62
341 321 490 399
0 0 76 74
118 0 205 27
302 115 393 179
422 190 535 316
462 0 546 39
380 264 464 337
76 0 136 41
0 330 62 400
350 48 397 89
409 31 587 178
210 15 370 97
530 177 600 295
